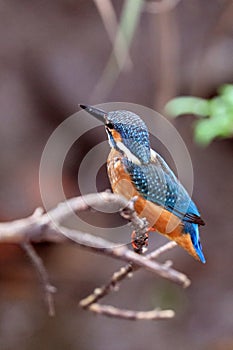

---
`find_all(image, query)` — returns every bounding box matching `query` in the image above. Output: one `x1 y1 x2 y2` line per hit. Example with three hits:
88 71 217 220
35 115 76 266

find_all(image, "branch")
79 242 178 319
0 192 145 243
87 304 175 320
0 192 190 319
80 241 178 308
80 263 134 308
0 192 189 286
79 242 177 308
21 242 56 316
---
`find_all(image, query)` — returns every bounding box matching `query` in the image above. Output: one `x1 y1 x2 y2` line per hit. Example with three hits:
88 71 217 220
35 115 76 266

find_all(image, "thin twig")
80 263 133 308
59 226 190 287
148 241 177 259
79 241 178 308
79 242 178 319
21 242 56 316
88 304 175 320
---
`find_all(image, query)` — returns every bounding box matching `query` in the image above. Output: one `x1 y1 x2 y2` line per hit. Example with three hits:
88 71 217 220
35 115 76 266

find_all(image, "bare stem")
21 242 56 316
79 242 178 308
88 304 175 320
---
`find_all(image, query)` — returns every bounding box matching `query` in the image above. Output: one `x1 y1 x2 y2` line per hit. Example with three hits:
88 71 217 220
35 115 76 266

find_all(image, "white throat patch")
116 141 141 165
150 148 157 161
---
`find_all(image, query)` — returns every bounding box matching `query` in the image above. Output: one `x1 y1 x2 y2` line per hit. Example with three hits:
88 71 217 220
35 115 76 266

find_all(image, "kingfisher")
80 104 206 263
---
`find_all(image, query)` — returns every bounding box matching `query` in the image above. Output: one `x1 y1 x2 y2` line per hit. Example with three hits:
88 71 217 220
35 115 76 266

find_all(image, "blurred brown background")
0 1 233 349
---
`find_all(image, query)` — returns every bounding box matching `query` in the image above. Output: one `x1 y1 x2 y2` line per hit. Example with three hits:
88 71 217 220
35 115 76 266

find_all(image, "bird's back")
107 148 206 263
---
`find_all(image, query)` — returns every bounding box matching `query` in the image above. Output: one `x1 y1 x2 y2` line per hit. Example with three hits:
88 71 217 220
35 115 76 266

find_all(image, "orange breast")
107 148 199 261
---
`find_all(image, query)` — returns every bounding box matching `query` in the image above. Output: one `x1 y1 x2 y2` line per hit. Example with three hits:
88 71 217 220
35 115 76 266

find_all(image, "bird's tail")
188 223 206 263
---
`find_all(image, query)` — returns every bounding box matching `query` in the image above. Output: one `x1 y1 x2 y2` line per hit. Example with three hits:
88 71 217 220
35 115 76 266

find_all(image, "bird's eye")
106 122 114 129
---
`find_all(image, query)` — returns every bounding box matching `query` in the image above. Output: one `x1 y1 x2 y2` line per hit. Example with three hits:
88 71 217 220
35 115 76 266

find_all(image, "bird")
79 104 206 263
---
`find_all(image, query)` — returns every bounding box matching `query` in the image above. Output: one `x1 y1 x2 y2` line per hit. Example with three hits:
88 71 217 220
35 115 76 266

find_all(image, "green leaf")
194 113 233 145
209 96 233 119
165 97 210 118
195 119 220 145
218 84 233 106
165 84 233 146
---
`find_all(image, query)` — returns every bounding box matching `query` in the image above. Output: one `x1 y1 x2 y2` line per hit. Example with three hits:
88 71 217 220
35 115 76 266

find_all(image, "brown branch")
58 226 190 287
0 192 190 319
79 241 178 312
0 192 145 243
87 304 175 320
21 242 56 316
79 242 178 319
0 192 189 287
148 241 177 259
80 263 133 308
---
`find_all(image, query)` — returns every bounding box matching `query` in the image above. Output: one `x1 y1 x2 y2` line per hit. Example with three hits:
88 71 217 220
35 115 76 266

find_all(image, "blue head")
80 105 151 164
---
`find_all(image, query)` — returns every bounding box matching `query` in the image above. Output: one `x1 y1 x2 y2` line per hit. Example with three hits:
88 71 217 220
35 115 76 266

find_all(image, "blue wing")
123 153 205 226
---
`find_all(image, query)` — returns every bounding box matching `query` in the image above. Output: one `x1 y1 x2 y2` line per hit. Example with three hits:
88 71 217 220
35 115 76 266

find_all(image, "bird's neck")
106 127 151 165
112 141 142 165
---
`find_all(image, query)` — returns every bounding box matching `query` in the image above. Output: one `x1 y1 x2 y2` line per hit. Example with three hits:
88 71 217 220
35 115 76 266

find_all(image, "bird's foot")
131 231 149 254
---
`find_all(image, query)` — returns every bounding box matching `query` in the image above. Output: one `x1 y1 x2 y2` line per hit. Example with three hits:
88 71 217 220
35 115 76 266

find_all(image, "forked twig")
79 242 178 319
0 192 190 319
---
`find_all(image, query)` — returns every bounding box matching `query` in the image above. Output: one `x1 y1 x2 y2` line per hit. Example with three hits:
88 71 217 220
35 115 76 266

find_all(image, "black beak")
79 104 107 124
